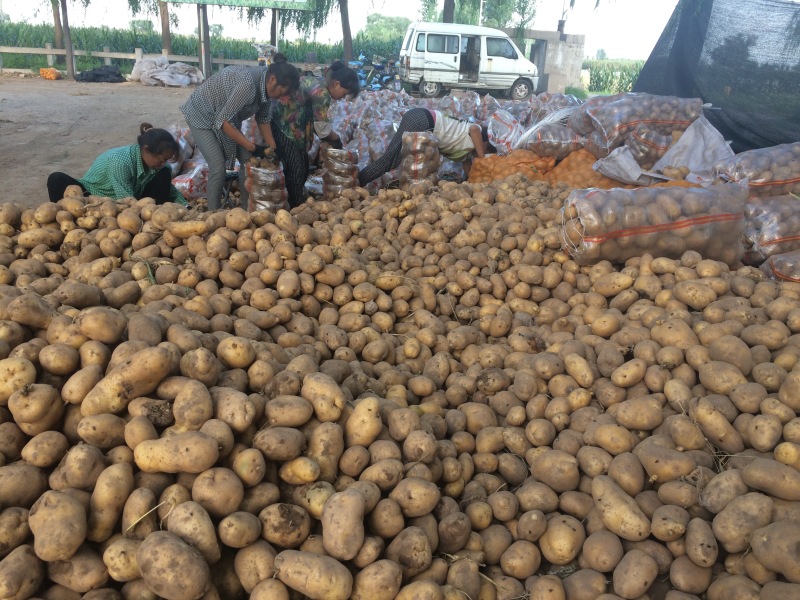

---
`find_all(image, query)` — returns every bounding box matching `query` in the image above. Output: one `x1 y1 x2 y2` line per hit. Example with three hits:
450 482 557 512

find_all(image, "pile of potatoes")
1 176 800 600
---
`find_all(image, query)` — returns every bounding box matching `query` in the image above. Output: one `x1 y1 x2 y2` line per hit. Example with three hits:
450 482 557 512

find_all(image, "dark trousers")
47 167 174 204
272 124 309 208
358 107 435 186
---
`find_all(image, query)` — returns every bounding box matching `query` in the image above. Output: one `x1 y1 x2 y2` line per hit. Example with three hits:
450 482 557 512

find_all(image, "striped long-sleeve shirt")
181 65 273 162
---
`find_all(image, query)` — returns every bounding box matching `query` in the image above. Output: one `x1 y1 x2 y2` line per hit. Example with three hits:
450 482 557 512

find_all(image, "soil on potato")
0 73 194 208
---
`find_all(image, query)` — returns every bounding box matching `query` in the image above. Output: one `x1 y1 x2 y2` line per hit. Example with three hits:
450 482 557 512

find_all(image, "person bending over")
47 123 186 204
181 55 300 210
358 107 494 186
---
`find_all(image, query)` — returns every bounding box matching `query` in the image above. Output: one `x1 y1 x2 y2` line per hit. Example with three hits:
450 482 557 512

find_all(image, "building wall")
503 28 585 94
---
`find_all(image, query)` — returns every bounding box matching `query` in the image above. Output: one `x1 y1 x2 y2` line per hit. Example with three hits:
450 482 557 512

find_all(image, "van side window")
487 38 517 59
416 33 426 52
427 34 459 54
402 30 413 51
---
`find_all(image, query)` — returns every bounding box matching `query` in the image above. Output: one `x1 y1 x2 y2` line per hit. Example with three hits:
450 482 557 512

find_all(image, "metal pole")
197 3 212 78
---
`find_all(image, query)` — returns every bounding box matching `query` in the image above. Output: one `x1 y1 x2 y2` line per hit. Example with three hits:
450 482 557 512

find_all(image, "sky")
4 0 680 60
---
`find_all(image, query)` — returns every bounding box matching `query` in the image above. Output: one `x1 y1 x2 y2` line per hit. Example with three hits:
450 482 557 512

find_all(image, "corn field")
582 59 645 93
0 22 403 73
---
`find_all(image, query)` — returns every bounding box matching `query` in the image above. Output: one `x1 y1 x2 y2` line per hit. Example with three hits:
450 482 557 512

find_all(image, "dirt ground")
0 73 195 208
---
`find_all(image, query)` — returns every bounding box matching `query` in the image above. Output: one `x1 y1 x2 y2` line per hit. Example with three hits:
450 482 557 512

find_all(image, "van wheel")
420 79 442 97
509 78 533 100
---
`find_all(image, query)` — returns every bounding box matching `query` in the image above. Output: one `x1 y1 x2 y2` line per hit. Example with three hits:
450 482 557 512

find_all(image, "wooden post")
135 47 143 64
104 46 111 66
197 4 212 79
217 53 225 70
45 42 55 66
162 48 170 61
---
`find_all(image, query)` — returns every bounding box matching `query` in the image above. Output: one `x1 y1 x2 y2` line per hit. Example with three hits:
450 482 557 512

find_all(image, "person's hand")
327 137 343 150
252 143 273 158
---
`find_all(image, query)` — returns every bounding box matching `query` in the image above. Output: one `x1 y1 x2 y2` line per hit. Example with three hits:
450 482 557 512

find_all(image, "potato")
134 432 220 474
613 548 658 598
538 515 585 565
389 477 441 517
742 457 800 501
274 550 353 600
28 490 87 561
750 520 800 583
321 489 366 560
385 526 433 579
351 559 403 600
301 372 346 422
166 501 221 564
259 503 311 549
47 544 109 593
592 475 651 541
87 462 134 543
0 544 45 600
8 383 64 436
136 531 211 600
81 347 173 416
218 511 262 549
0 357 37 405
712 492 773 553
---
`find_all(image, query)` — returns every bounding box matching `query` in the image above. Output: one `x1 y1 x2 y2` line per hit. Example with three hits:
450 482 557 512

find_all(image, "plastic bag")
502 100 533 127
488 109 523 156
716 142 800 198
624 125 673 170
437 94 462 117
439 158 466 182
651 116 734 185
586 93 703 158
400 131 439 193
560 181 748 266
567 93 626 135
245 161 288 211
172 160 208 200
458 91 481 120
520 123 585 160
593 146 658 186
321 146 359 199
480 94 501 122
744 194 800 261
761 249 800 282
468 150 555 183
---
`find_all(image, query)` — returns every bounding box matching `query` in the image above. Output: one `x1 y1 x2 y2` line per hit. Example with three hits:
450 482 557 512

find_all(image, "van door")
459 35 480 83
423 32 460 86
482 36 520 89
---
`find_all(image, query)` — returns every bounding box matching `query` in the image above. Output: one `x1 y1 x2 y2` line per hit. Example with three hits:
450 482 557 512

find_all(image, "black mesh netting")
633 0 800 152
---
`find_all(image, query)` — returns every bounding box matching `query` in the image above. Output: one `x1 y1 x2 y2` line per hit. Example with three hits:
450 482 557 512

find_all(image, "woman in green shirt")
47 123 185 204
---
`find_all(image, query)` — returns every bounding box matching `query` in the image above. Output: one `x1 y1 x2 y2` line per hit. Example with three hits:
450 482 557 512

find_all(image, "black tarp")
75 65 126 83
633 0 800 152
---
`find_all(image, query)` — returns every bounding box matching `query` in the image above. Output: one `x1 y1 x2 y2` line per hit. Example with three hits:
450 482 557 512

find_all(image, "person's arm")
105 156 137 199
257 122 277 149
221 121 259 153
468 124 485 159
168 181 188 205
463 158 473 179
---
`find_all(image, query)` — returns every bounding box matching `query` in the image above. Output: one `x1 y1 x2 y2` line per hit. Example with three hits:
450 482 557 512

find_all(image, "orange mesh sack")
762 249 800 282
544 149 624 190
560 181 748 266
468 150 555 183
39 67 62 80
744 194 800 261
716 142 800 198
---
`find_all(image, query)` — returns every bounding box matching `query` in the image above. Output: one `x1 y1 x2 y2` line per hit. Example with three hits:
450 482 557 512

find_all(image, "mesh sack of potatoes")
468 149 555 183
761 248 800 281
487 109 523 155
39 67 62 80
716 141 800 197
560 181 748 266
521 123 586 160
321 146 359 199
543 148 624 190
399 131 439 195
567 92 626 134
744 194 800 261
245 160 288 211
624 124 674 170
585 93 703 158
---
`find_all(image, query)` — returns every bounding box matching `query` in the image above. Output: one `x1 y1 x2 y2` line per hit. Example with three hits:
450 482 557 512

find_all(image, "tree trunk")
443 0 455 23
270 9 278 46
159 1 172 55
339 0 353 62
50 0 64 64
60 0 75 79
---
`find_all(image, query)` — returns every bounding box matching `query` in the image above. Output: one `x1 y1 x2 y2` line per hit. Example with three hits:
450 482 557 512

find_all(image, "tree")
596 48 607 59
361 15 412 40
420 0 437 21
130 19 154 33
50 0 64 64
443 0 455 23
278 0 356 60
210 23 224 37
159 1 171 54
60 0 74 79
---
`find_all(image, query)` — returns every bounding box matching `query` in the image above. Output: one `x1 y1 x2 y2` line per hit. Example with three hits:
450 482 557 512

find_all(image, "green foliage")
583 58 644 93
565 85 588 100
360 15 411 40
129 19 154 33
420 0 437 21
0 21 404 68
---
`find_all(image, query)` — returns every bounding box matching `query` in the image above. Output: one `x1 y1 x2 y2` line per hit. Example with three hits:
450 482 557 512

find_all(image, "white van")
398 22 539 100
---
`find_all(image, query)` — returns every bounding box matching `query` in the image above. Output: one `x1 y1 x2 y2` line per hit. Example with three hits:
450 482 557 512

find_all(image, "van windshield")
402 29 413 51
